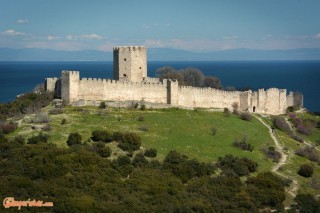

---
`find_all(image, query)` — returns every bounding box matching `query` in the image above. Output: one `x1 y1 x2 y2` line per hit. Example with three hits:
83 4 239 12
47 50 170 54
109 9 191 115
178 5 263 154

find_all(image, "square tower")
113 46 147 82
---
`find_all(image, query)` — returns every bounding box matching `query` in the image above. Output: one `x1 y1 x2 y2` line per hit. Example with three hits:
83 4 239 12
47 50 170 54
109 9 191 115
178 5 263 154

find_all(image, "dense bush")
298 164 314 178
217 154 258 176
97 146 112 158
132 153 149 167
163 150 215 182
140 104 146 111
273 116 291 133
223 107 230 117
61 118 67 125
0 121 17 134
66 132 82 146
246 172 286 209
0 91 53 120
295 146 320 163
0 133 290 212
233 136 254 152
27 132 49 144
113 131 141 152
99 101 107 109
14 135 25 144
144 148 157 158
232 102 239 114
91 130 113 143
240 112 253 121
293 194 320 213
260 146 282 162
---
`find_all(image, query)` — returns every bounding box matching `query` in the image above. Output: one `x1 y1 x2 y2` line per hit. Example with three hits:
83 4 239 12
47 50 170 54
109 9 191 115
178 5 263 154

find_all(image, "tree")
232 102 239 114
293 194 320 213
298 164 313 178
97 146 112 158
144 148 157 158
203 76 222 89
181 68 204 87
91 130 113 143
67 132 82 146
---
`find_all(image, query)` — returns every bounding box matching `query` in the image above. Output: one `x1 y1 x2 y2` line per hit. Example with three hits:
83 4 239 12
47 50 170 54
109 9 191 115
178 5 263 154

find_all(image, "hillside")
1 94 320 211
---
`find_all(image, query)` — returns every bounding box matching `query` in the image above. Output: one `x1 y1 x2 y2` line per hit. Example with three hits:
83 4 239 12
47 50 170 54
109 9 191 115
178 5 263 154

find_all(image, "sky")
1 0 320 52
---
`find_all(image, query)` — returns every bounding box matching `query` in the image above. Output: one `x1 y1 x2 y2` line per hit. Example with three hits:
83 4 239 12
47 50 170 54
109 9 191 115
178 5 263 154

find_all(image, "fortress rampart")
45 46 303 115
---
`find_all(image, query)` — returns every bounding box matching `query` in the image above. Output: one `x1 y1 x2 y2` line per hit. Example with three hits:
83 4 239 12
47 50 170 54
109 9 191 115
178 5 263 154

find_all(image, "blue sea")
0 61 319 112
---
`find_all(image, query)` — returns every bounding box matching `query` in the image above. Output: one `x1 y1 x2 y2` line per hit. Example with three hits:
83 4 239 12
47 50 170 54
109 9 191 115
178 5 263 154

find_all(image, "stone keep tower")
113 46 147 82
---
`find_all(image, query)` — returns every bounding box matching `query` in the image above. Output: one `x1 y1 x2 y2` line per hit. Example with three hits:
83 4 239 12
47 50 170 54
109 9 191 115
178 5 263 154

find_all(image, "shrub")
144 148 157 158
261 146 282 162
99 101 107 109
0 122 17 134
28 132 49 144
97 146 112 158
117 155 131 166
286 106 295 112
137 115 144 121
295 146 320 163
273 116 291 133
138 126 149 131
61 118 67 125
298 164 313 177
66 132 82 146
140 104 146 111
217 154 258 176
211 127 217 136
91 130 113 143
49 108 63 115
14 135 25 144
231 102 239 114
223 107 230 117
233 136 254 152
114 131 141 152
289 133 304 143
132 153 149 167
133 102 139 109
240 112 252 121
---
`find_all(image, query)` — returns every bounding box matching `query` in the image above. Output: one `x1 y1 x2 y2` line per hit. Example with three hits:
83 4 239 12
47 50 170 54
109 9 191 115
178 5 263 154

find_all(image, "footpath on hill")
253 115 299 199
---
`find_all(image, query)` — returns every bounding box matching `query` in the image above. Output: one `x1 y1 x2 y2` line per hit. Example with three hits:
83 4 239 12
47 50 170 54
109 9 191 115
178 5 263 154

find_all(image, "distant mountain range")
1 47 320 61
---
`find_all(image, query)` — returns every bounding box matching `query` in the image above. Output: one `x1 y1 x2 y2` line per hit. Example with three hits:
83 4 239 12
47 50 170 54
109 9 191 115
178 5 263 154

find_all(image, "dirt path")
284 117 320 152
253 115 298 198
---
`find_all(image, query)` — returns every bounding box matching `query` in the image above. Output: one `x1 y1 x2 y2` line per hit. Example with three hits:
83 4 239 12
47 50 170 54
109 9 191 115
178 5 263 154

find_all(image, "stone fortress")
45 46 303 115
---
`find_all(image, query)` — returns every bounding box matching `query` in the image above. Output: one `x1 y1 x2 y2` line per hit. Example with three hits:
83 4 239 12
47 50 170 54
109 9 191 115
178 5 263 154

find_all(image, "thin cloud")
47 35 59 41
314 33 320 39
2 29 25 36
16 19 29 24
66 34 103 40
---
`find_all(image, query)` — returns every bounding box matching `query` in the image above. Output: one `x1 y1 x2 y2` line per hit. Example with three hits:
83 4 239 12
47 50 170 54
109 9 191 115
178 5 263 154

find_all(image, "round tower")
113 46 147 82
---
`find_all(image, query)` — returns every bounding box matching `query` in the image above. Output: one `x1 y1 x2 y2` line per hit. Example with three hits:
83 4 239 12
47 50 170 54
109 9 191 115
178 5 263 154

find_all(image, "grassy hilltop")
1 93 320 211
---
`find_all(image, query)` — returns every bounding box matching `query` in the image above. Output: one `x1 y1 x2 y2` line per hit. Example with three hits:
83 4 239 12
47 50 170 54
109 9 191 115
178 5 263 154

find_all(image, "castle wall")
177 86 240 109
239 91 250 111
77 77 167 104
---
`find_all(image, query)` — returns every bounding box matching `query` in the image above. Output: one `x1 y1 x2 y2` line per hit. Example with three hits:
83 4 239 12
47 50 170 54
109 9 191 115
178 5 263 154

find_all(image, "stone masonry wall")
113 46 147 82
